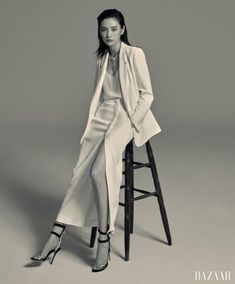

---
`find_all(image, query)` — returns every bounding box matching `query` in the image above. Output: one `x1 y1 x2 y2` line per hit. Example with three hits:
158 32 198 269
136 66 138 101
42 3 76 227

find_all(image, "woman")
30 8 161 272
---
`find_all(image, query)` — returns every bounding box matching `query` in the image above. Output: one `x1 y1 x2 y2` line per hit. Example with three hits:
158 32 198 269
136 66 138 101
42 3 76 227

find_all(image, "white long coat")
56 41 162 233
80 41 161 146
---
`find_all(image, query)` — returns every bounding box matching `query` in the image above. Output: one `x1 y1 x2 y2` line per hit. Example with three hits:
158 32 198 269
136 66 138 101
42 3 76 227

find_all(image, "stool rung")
119 186 159 197
122 163 151 175
119 188 157 204
133 192 157 201
133 162 151 169
133 187 154 195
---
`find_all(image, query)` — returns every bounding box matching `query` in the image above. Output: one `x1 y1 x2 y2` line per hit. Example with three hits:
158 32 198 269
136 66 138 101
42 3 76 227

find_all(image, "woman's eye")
101 29 117 32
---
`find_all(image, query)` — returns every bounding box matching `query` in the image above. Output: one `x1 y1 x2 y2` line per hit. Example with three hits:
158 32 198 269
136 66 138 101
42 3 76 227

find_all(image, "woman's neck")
109 41 121 56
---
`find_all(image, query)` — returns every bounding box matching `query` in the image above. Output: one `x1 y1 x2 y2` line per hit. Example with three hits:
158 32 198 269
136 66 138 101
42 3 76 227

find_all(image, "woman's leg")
90 141 110 267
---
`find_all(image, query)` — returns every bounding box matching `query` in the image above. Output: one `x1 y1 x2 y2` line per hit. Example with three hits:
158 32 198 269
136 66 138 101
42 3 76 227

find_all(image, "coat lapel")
88 51 109 117
80 41 129 145
93 41 129 115
118 42 130 113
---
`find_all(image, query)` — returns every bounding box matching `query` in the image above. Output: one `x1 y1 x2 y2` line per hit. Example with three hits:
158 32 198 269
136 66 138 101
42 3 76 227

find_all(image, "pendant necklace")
109 52 119 75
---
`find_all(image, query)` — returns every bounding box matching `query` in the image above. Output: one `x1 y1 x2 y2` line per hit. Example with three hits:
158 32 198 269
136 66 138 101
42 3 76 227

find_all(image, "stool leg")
130 141 134 235
89 226 97 248
146 141 172 246
124 140 132 261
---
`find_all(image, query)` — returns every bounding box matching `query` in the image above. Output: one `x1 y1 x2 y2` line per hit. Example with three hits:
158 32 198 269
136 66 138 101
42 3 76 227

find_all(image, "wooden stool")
89 139 172 261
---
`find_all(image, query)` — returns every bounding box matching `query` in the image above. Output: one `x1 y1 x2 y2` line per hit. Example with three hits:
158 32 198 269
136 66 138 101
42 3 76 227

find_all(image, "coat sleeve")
129 48 154 132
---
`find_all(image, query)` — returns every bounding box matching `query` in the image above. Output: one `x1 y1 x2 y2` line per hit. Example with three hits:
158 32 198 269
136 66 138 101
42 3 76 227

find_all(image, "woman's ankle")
99 234 108 241
53 222 66 234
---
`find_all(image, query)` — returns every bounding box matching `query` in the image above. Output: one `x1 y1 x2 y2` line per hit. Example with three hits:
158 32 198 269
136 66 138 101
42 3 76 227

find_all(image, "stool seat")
89 139 172 261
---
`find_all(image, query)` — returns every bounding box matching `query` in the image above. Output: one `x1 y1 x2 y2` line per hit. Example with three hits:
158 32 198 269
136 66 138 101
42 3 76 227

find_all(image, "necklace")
108 52 119 75
109 52 119 62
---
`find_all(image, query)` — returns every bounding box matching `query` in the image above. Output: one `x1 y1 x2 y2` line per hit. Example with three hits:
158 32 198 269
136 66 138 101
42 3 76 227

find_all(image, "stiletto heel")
31 222 66 264
50 247 61 264
92 227 111 272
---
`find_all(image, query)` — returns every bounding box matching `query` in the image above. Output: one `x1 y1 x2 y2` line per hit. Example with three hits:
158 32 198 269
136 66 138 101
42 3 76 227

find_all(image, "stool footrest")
133 187 158 195
122 162 151 175
133 192 157 201
133 161 151 169
119 187 158 205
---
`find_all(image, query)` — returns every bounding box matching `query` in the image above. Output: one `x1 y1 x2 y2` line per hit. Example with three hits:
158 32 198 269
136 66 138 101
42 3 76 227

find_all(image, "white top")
101 70 122 100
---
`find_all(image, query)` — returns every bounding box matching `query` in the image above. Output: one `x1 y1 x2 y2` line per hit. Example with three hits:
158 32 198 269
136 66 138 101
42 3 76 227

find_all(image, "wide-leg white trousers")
55 97 134 235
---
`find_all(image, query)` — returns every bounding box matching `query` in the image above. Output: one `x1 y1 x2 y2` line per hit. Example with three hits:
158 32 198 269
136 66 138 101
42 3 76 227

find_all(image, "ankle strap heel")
97 226 111 262
92 227 112 272
30 222 66 264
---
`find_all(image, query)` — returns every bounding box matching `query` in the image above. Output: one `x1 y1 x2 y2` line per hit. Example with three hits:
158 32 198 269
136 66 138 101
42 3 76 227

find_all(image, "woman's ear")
121 25 125 35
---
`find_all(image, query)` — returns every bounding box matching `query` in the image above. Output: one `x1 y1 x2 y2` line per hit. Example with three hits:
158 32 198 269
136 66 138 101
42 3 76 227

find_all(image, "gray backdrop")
1 0 234 130
1 1 234 283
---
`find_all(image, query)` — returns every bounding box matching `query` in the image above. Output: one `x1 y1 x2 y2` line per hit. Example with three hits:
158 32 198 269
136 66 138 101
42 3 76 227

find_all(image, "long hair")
95 9 132 58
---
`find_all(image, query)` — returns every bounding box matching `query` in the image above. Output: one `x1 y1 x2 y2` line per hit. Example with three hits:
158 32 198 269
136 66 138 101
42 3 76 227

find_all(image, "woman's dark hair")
95 9 132 58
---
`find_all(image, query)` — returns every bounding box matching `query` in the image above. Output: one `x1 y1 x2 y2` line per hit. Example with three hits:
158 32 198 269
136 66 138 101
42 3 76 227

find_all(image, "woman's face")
99 17 125 47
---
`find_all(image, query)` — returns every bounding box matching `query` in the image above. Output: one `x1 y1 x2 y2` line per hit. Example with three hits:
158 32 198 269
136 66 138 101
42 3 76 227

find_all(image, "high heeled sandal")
30 222 66 264
92 227 111 272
